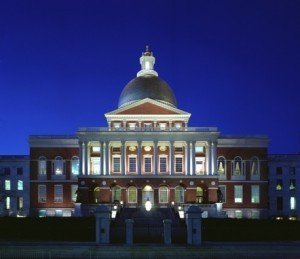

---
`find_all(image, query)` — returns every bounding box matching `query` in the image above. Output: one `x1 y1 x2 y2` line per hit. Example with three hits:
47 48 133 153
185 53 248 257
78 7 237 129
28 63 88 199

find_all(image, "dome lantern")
137 45 158 77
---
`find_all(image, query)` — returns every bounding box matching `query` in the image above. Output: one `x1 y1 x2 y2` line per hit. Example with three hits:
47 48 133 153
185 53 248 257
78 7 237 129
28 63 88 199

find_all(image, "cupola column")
186 141 190 175
84 141 89 175
100 141 104 175
211 141 217 175
191 142 196 175
206 141 211 175
105 141 109 175
79 141 84 175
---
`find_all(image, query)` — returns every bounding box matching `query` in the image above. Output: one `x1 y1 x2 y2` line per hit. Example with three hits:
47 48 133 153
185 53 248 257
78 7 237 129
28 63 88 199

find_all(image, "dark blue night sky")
0 0 300 154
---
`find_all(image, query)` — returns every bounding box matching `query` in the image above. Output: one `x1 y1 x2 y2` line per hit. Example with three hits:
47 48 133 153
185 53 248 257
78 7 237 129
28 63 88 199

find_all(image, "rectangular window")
4 167 10 175
276 180 283 190
289 167 296 175
289 179 296 190
54 185 63 203
128 123 136 130
38 185 47 203
17 197 24 210
17 167 23 175
195 146 204 153
290 197 296 210
159 188 168 203
144 157 152 173
5 180 11 191
195 158 204 175
159 157 167 173
17 180 23 191
235 210 243 219
277 197 283 211
39 159 47 175
159 123 166 130
234 185 243 203
175 157 183 173
5 197 10 210
251 185 260 203
129 157 137 173
219 185 226 203
112 147 121 153
276 167 282 175
71 185 78 202
113 157 121 173
91 157 100 175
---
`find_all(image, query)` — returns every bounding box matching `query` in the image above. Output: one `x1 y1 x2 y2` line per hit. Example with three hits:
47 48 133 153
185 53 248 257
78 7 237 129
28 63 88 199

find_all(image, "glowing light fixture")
144 146 152 152
129 146 136 151
159 146 167 152
145 200 152 211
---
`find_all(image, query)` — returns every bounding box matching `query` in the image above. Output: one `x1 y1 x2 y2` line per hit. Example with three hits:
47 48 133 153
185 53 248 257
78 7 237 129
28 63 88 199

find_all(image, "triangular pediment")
105 98 190 116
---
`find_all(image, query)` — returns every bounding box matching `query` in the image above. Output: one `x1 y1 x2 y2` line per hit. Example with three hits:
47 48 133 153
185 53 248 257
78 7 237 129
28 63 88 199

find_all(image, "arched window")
112 186 121 203
232 156 243 176
250 157 259 177
159 186 169 203
39 156 47 175
217 156 226 176
54 156 64 175
94 187 101 203
196 187 203 203
128 186 137 203
175 186 185 203
71 156 79 175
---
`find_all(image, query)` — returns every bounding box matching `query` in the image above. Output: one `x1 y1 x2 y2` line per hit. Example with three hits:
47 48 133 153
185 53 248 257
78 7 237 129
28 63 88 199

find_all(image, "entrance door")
142 185 154 205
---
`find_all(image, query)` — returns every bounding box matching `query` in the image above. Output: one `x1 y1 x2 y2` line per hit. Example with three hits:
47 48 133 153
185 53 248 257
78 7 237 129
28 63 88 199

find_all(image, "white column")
211 141 217 175
79 141 83 175
191 142 196 176
154 141 158 175
121 141 126 175
170 141 174 175
138 141 142 175
105 141 109 175
100 141 104 175
84 141 89 175
186 141 190 175
206 141 211 175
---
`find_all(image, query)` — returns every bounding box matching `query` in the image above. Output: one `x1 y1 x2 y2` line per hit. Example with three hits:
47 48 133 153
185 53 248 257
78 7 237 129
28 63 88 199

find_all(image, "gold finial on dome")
143 45 152 56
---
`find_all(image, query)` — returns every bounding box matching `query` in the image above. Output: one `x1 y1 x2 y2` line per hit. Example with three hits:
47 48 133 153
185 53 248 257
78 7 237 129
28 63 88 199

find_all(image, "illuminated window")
235 210 243 219
195 158 204 175
290 197 296 210
128 156 137 173
144 156 152 173
217 157 226 176
128 186 137 203
196 186 203 203
175 122 182 129
38 185 46 203
5 197 10 210
54 185 63 203
5 180 11 190
91 157 100 175
251 185 260 203
112 186 121 202
112 156 121 173
54 156 64 175
234 185 243 203
71 156 79 175
94 187 100 203
159 123 166 130
39 156 47 175
250 157 259 177
232 157 243 176
17 180 23 191
276 180 283 190
289 179 296 190
128 123 136 130
92 146 100 153
71 185 78 202
159 186 168 203
175 186 184 203
159 156 167 173
175 156 183 173
17 197 23 210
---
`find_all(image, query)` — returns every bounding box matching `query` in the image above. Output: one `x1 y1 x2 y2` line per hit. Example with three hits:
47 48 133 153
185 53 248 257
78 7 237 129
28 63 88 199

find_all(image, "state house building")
29 47 269 219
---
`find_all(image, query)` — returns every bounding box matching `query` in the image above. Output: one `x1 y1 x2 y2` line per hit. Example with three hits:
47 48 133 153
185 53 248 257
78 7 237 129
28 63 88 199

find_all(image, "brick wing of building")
29 47 269 219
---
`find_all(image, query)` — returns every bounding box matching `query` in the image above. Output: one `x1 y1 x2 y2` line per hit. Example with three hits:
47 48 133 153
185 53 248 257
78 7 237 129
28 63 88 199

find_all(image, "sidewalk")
0 241 300 258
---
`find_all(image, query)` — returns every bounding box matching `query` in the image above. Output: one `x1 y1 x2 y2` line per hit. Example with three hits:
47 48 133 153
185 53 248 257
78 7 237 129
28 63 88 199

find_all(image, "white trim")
128 155 137 173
